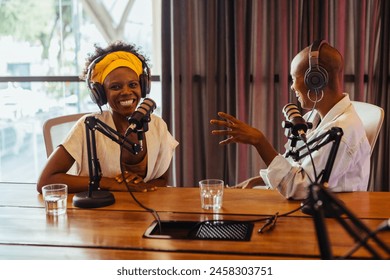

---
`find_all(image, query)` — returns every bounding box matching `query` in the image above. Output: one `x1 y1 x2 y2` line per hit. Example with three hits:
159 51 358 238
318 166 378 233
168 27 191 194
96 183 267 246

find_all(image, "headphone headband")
86 55 105 91
308 40 326 70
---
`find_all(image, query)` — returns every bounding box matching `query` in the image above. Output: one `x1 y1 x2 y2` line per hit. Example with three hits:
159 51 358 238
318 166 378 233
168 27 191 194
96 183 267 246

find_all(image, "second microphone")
282 103 312 141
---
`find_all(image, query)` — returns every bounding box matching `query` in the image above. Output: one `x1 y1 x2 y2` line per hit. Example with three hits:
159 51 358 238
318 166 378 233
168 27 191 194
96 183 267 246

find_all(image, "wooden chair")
42 113 86 157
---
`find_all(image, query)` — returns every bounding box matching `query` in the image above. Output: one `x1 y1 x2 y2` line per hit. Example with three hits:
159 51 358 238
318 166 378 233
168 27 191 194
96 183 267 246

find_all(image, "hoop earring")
307 90 324 103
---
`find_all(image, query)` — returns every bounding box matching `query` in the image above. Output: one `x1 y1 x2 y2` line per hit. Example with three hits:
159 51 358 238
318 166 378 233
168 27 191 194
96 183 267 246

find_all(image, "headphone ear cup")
304 65 328 91
89 82 107 107
139 73 151 98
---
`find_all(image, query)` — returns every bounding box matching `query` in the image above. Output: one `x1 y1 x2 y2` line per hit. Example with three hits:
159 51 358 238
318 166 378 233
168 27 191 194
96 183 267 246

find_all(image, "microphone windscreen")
283 103 302 121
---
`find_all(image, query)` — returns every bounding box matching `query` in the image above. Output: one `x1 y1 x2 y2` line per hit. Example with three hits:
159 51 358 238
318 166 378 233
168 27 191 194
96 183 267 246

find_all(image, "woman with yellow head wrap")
86 47 150 108
37 41 178 195
91 51 144 85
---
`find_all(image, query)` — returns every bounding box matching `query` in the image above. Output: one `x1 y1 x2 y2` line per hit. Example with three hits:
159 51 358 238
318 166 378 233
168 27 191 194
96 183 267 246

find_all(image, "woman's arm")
37 146 88 193
37 145 129 193
210 112 278 166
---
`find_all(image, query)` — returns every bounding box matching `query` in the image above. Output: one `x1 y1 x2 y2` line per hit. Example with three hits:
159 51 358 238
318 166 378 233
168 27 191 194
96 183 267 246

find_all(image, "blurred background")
0 0 162 183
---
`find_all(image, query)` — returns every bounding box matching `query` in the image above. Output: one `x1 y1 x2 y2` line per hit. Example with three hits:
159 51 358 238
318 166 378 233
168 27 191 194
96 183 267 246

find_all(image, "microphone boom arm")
309 183 390 259
287 126 343 184
84 115 143 192
86 116 142 155
72 115 143 209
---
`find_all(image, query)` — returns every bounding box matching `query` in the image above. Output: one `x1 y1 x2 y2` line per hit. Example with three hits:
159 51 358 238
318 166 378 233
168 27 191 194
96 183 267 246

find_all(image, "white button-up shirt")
260 94 371 200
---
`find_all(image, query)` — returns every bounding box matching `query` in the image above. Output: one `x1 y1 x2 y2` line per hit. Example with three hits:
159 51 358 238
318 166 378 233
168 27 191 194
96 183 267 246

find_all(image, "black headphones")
86 51 151 107
304 39 328 92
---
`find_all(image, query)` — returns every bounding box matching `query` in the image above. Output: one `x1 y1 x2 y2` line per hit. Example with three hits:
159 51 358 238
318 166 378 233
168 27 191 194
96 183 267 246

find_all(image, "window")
0 0 161 183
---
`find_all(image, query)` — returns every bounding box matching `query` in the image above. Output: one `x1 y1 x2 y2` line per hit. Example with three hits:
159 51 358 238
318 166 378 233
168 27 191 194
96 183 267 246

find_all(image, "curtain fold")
371 0 390 191
162 0 390 192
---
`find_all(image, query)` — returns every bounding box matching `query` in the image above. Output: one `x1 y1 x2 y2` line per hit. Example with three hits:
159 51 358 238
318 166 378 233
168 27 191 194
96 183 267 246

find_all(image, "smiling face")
103 67 141 118
290 48 314 110
290 69 310 109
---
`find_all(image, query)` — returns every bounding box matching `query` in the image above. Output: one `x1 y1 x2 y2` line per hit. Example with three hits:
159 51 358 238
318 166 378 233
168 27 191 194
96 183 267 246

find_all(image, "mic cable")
119 145 162 233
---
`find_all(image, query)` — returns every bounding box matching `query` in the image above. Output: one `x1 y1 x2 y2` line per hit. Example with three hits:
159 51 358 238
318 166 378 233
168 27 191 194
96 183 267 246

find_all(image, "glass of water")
42 184 68 216
199 179 224 210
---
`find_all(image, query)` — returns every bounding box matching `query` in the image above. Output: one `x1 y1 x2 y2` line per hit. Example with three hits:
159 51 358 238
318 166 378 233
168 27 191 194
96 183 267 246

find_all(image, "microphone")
127 98 156 133
282 103 312 141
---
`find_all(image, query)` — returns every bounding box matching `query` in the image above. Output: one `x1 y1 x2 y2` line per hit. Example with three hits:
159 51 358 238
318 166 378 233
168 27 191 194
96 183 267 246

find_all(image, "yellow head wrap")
91 51 143 84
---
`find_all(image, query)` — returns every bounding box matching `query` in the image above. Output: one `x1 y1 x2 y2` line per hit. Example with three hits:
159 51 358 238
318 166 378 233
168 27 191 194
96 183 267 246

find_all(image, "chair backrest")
351 101 384 154
43 113 87 157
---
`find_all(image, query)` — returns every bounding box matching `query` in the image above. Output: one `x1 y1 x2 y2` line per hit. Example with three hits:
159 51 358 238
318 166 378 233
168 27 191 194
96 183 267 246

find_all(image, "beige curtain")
162 0 390 191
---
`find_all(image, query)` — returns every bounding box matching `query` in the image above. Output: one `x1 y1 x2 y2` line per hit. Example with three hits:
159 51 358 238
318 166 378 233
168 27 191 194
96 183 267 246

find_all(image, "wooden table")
0 183 389 260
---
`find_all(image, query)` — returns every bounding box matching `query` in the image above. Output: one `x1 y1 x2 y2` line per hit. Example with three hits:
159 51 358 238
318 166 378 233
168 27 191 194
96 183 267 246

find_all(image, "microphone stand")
285 126 390 259
309 183 390 259
72 116 142 208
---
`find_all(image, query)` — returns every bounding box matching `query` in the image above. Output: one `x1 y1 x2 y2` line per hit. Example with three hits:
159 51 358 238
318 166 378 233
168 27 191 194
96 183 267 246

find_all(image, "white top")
62 111 179 182
260 94 371 200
